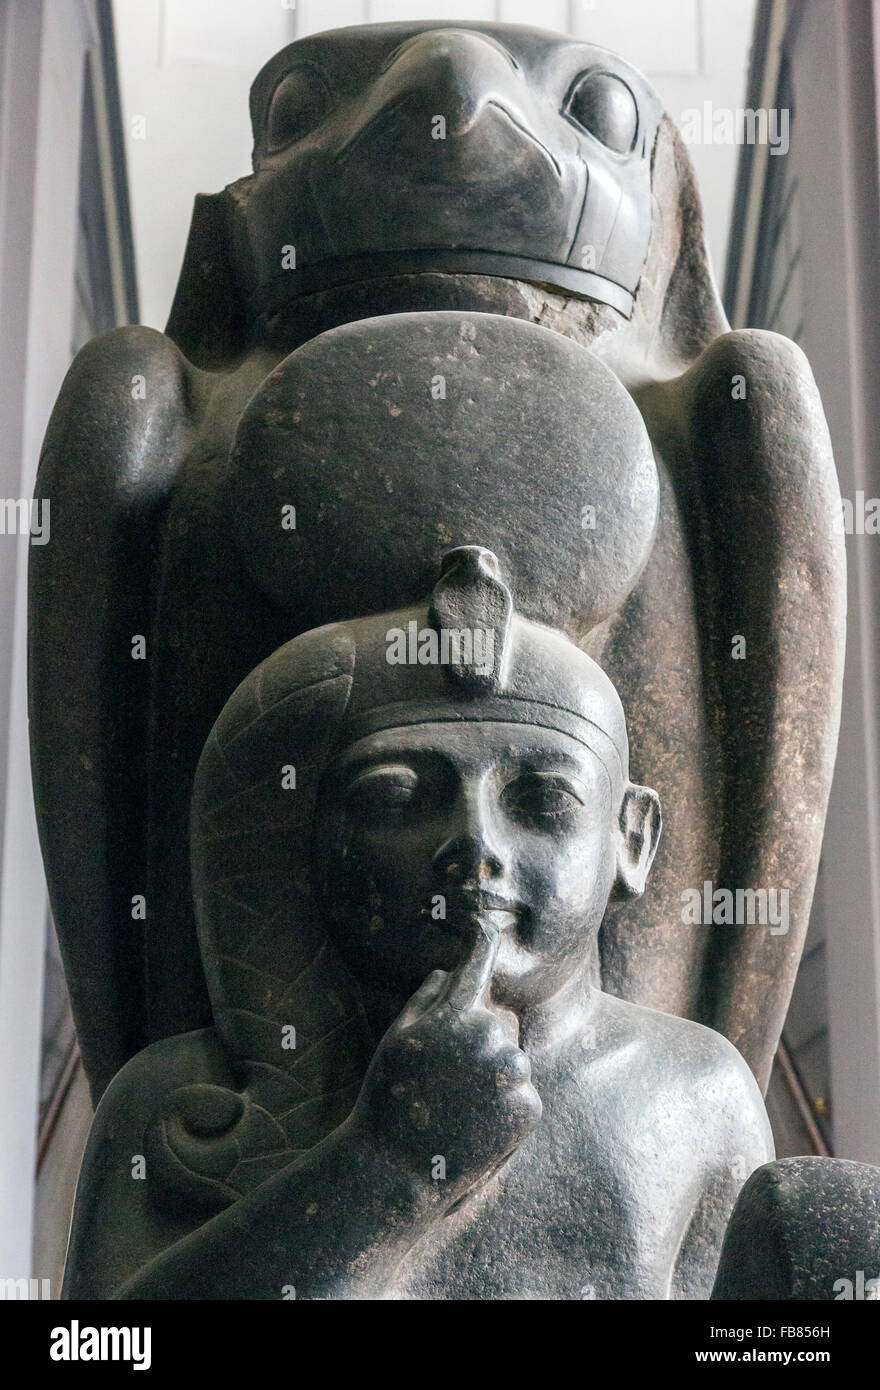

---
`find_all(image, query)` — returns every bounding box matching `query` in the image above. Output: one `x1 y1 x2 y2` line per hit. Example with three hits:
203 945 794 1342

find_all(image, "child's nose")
430 784 504 882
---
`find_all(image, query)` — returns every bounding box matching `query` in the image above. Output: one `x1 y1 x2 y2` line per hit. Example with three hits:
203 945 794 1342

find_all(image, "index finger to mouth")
444 924 502 1013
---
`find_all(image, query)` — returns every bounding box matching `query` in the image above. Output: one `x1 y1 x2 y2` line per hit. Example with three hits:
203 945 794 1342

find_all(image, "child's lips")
444 889 524 935
476 907 519 934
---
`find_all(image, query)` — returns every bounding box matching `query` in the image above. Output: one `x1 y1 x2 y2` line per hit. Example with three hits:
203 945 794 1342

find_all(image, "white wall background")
0 0 97 1284
113 0 756 330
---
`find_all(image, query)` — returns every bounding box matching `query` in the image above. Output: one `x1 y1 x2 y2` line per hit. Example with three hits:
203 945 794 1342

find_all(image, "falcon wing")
599 329 845 1090
29 326 196 1100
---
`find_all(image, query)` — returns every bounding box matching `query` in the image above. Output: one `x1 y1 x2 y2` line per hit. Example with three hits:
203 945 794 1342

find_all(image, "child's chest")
388 1093 706 1300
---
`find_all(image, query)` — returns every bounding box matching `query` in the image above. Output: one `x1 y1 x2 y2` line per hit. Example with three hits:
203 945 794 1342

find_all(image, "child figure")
63 547 771 1299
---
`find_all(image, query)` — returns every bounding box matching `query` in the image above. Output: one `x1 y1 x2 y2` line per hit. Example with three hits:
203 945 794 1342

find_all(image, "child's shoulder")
590 991 770 1133
595 989 750 1065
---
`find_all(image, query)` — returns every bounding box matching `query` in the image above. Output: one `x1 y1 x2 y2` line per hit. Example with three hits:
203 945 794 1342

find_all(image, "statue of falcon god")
28 21 860 1302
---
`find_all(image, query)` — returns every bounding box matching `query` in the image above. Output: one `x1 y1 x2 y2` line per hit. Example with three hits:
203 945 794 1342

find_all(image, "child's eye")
501 773 586 821
346 764 419 815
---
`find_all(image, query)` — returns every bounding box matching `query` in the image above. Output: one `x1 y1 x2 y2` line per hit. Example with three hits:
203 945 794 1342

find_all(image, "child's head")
313 547 660 1013
192 548 661 1057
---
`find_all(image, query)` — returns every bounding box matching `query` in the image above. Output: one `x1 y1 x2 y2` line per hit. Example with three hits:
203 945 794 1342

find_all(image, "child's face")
315 721 620 1014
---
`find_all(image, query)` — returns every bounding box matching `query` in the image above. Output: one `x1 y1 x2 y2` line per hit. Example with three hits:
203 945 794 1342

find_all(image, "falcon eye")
564 71 639 154
266 66 332 151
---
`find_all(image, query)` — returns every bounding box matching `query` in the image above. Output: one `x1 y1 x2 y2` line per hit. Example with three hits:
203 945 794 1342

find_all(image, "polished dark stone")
62 550 773 1298
28 21 856 1300
713 1158 880 1300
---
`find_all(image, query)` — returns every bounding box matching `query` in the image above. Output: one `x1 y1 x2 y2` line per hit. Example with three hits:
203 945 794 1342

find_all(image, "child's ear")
613 783 662 899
